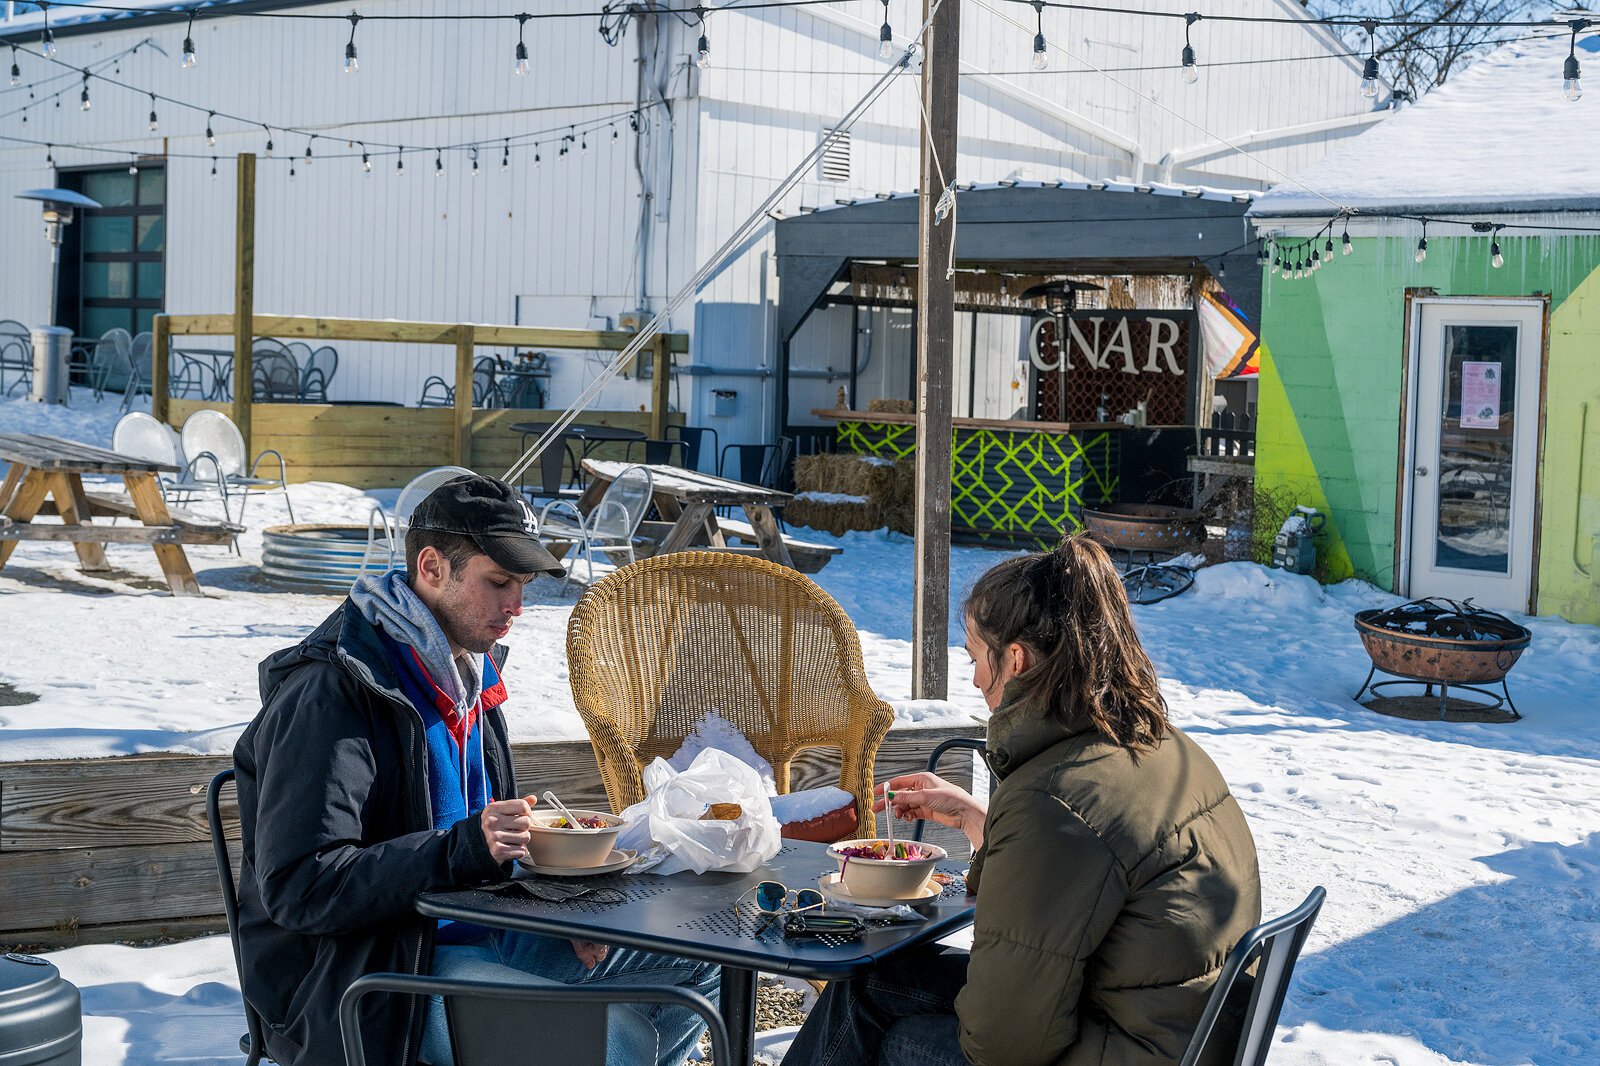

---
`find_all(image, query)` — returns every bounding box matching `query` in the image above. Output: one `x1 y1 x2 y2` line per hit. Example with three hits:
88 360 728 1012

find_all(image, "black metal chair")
1179 887 1326 1066
207 769 273 1065
299 346 338 402
624 438 690 467
910 737 992 843
668 425 718 473
0 320 31 397
340 973 731 1066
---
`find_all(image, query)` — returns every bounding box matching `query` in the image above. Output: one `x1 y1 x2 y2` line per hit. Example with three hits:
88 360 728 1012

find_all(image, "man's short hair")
405 526 482 580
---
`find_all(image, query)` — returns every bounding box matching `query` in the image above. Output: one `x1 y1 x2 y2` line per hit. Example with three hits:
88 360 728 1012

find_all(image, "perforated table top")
416 841 976 981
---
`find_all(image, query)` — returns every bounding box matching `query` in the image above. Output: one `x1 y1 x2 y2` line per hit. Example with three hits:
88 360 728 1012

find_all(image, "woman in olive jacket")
783 536 1261 1066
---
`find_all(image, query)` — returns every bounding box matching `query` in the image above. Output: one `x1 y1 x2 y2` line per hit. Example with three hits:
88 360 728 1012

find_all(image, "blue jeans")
782 943 970 1066
422 930 720 1066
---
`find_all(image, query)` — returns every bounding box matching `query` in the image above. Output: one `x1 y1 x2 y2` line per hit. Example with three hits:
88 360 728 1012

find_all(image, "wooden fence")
150 314 689 487
0 725 980 949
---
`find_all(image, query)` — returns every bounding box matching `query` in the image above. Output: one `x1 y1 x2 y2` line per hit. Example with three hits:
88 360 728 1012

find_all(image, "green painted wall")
1256 232 1600 621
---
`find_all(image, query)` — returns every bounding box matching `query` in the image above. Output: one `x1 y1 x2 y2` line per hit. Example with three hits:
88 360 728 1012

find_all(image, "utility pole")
912 0 959 700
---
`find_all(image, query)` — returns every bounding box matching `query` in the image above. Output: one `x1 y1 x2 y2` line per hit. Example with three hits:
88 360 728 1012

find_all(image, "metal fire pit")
1353 597 1531 720
1081 504 1205 556
262 524 389 593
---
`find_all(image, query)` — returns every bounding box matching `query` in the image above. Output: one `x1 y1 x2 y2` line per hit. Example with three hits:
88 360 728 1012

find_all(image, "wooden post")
912 0 960 701
232 153 256 454
650 334 671 439
454 324 476 468
151 314 170 425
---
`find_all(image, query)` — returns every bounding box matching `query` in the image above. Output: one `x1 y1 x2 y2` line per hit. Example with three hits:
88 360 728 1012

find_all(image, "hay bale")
793 452 898 499
868 398 915 414
884 455 917 535
786 492 882 536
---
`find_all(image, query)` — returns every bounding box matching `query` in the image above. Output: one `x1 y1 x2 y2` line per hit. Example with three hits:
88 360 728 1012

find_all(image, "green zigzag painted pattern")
836 420 1117 546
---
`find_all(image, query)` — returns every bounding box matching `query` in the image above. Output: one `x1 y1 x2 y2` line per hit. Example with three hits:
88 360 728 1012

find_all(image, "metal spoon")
542 790 582 828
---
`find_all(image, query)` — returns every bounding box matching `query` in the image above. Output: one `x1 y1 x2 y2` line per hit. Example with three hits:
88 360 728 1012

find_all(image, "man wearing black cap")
233 475 716 1066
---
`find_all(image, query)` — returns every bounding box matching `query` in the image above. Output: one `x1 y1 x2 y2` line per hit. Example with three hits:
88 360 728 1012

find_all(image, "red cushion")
778 802 858 844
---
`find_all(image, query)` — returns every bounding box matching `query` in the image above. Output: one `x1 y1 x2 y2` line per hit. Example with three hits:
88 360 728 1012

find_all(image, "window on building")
68 166 165 338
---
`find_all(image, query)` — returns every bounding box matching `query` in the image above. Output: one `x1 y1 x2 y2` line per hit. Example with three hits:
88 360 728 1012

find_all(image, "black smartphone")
782 913 866 940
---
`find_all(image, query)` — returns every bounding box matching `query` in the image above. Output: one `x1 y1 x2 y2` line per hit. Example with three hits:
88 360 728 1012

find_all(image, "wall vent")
819 129 851 183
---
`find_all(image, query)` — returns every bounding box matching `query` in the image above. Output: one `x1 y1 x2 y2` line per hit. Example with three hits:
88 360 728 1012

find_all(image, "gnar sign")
1028 314 1185 376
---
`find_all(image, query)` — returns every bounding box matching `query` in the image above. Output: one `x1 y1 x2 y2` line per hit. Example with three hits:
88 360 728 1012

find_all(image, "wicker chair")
566 551 895 834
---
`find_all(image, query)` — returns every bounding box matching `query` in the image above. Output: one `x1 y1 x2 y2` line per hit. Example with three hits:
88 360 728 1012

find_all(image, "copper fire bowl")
1081 504 1205 552
1353 610 1531 685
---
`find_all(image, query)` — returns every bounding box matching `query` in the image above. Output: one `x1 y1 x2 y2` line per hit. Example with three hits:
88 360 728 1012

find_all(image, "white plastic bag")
615 748 783 875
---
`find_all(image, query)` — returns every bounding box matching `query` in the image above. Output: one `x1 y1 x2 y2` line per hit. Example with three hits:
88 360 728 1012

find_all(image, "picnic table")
417 840 977 1066
580 459 841 573
0 433 241 596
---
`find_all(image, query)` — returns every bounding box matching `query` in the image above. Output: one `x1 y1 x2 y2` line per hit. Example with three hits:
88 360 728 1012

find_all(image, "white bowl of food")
827 838 948 900
523 809 624 869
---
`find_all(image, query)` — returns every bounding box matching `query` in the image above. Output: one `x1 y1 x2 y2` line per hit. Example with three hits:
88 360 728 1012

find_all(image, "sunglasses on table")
736 881 826 917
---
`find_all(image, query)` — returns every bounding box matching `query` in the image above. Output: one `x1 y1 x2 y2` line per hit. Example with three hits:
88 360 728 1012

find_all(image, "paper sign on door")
1460 361 1502 430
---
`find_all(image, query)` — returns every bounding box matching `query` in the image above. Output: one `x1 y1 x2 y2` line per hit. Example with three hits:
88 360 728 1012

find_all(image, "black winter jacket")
233 600 515 1066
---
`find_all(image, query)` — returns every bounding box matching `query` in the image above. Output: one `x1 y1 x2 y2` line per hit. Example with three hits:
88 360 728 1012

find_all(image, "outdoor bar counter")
812 409 1128 547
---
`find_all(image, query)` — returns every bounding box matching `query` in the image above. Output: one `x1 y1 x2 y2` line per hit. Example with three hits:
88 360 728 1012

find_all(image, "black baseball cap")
408 475 566 577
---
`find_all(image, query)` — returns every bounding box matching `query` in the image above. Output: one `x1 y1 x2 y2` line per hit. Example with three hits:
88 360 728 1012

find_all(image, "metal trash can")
0 952 82 1065
29 327 72 405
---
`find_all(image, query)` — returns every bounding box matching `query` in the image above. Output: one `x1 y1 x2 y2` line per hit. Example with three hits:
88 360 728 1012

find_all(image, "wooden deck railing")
150 313 689 466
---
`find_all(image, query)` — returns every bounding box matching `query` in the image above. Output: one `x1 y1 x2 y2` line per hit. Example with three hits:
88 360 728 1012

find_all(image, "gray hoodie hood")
349 568 481 715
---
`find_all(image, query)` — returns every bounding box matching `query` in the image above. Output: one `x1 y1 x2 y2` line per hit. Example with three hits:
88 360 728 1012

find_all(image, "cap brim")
474 533 568 578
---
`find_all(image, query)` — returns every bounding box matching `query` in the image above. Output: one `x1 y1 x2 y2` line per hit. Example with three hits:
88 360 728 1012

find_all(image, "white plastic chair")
360 465 477 577
539 464 653 592
112 412 231 523
179 409 295 526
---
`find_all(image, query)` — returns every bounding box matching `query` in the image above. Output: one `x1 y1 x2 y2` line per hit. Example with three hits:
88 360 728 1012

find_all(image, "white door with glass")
1406 300 1543 612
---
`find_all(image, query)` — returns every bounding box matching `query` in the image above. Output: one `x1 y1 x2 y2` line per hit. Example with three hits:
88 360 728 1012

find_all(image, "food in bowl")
523 808 623 869
827 837 948 900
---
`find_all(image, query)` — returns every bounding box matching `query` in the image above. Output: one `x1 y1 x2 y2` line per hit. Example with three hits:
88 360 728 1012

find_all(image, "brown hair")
964 534 1168 751
404 528 481 581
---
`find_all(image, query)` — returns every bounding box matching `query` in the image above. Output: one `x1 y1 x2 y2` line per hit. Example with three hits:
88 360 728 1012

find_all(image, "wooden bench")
27 491 241 546
712 516 842 574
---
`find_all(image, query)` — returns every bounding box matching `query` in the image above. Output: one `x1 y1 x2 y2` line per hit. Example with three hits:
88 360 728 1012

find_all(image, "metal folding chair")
1179 887 1327 1066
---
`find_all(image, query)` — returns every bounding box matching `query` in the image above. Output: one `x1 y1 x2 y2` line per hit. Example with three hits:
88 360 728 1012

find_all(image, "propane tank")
1272 506 1325 576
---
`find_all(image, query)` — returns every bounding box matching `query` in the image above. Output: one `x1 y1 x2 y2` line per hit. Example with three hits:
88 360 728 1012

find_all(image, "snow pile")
667 711 777 793
1252 33 1600 215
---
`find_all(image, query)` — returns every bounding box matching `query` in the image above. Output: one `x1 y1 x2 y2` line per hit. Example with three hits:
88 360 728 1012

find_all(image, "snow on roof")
803 179 1254 215
0 1 272 39
1252 30 1600 218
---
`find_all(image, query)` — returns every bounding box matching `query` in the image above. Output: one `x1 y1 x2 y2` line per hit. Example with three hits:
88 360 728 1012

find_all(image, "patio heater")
1020 279 1101 421
13 188 101 403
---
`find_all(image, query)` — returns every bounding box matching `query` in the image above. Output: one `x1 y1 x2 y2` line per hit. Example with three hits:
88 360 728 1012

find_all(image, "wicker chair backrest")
566 552 894 830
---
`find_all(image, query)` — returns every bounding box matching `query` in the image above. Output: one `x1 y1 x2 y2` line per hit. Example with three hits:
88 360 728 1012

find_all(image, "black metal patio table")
417 840 976 1066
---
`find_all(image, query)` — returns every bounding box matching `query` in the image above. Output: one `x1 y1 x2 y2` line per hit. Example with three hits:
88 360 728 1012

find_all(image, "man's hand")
479 797 536 863
875 772 988 850
570 939 610 969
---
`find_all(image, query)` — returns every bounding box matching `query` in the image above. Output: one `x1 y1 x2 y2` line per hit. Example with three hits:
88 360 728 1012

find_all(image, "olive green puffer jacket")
955 697 1261 1066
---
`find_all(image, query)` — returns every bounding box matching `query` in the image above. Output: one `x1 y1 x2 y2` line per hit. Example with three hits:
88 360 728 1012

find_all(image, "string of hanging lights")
3 0 1592 100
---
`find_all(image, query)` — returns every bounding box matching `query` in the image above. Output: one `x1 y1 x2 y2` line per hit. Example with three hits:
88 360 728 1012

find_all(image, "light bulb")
149 98 159 131
879 24 895 60
1217 261 1226 280
1294 262 1303 279
80 90 90 112
1324 236 1334 258
1414 237 1427 264
129 161 138 175
1282 263 1292 280
289 162 296 181
41 33 55 60
10 55 20 87
304 145 313 167
210 158 218 179
472 157 480 176
1361 56 1379 98
1491 239 1504 269
182 38 196 69
697 34 711 69
1311 249 1322 271
1032 33 1048 71
1564 55 1582 101
1181 45 1199 84
435 152 444 177
345 42 359 74
533 150 541 168
1342 232 1353 255
516 41 530 76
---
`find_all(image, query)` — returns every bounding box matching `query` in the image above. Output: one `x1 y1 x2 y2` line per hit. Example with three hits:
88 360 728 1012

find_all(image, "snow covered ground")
3 391 1599 1064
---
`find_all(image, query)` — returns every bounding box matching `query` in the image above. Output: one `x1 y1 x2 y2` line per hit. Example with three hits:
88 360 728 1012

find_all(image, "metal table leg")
719 966 758 1066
